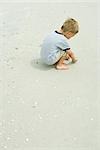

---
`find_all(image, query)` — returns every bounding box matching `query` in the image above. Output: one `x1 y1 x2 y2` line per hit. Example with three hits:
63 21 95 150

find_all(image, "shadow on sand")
30 58 55 71
31 58 74 71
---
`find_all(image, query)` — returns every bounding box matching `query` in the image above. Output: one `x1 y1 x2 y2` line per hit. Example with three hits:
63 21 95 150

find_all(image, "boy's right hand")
72 59 78 63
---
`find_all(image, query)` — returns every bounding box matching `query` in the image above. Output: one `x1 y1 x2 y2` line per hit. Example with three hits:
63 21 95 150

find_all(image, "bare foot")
56 64 69 70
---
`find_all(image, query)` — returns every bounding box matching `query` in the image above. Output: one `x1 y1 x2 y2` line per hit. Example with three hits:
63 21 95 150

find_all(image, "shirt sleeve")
56 39 70 51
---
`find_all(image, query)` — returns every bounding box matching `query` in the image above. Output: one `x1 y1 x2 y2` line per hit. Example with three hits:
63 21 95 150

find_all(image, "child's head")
61 18 79 39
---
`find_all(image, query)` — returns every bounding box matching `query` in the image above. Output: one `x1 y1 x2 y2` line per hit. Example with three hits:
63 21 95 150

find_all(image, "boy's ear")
68 32 75 36
67 31 73 35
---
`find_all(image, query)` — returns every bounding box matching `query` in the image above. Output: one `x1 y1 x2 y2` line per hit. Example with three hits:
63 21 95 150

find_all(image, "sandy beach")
0 2 99 150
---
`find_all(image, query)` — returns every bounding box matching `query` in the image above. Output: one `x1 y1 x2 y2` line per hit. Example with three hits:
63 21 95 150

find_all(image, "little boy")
40 18 79 70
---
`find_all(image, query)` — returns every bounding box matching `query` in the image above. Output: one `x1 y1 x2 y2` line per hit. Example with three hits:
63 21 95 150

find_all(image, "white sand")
0 2 99 150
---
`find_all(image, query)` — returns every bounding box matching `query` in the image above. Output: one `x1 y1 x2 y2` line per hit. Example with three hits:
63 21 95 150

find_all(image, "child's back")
41 31 70 65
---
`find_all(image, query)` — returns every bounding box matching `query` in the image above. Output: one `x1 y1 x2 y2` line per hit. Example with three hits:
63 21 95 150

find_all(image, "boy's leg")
56 53 69 70
66 54 70 60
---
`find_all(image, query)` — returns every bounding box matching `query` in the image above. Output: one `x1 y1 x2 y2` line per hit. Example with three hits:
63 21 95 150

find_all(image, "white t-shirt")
40 31 70 65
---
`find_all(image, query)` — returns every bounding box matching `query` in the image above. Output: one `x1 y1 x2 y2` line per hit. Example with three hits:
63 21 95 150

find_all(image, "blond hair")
61 18 79 34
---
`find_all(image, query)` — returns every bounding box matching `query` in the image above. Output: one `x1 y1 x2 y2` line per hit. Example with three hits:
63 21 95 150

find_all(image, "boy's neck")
58 29 63 34
58 29 74 39
58 29 68 39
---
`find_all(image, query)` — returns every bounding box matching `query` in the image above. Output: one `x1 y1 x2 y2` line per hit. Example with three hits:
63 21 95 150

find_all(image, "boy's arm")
66 49 78 63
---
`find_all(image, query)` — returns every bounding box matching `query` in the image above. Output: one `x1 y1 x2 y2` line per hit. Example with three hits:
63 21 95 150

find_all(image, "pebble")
73 137 77 141
90 117 94 121
85 106 89 110
38 114 43 120
21 101 25 104
62 101 66 105
14 129 18 133
53 114 58 118
7 137 11 140
7 101 11 104
10 66 14 70
32 101 38 108
15 48 19 50
25 138 29 142
0 132 2 136
53 86 57 89
35 79 39 83
76 97 81 100
4 145 7 149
